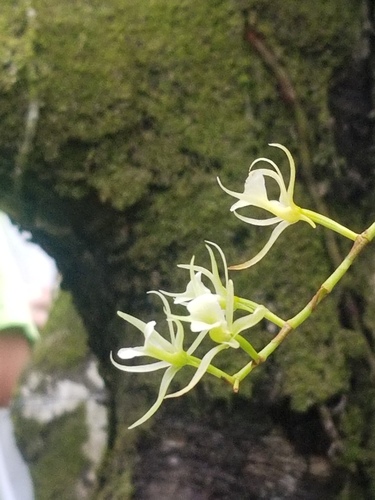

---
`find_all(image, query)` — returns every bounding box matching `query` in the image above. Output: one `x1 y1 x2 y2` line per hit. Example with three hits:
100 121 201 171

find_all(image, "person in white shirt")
0 212 57 500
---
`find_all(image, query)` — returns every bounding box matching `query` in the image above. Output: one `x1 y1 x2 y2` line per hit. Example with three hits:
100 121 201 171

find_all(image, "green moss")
23 0 253 209
95 425 136 500
32 290 88 372
336 383 375 497
0 0 361 208
30 405 88 500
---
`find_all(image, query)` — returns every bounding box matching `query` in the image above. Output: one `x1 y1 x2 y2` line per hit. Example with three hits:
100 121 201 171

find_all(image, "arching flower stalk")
218 143 358 269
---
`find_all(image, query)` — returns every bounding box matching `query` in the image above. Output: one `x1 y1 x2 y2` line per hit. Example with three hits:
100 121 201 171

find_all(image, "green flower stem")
186 354 235 385
301 208 358 241
290 222 375 329
148 349 234 385
235 297 286 327
231 222 375 390
236 335 262 362
366 222 375 241
234 296 258 312
263 310 285 328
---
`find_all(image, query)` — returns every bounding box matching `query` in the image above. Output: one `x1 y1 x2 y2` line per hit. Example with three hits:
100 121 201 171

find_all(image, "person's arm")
0 213 39 406
0 332 31 407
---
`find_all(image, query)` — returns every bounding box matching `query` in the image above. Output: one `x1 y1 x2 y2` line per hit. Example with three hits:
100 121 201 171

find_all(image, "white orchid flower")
217 143 316 269
163 270 210 306
187 293 226 333
163 241 228 307
111 291 230 428
162 242 227 305
164 242 266 349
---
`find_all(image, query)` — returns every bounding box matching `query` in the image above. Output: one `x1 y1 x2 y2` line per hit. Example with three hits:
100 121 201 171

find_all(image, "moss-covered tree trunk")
1 1 375 498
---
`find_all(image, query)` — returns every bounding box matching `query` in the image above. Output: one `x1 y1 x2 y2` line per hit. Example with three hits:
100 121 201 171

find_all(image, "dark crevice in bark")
328 0 375 202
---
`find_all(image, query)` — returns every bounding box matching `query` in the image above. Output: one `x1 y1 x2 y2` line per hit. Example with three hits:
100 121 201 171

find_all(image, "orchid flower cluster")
112 143 375 428
111 241 281 428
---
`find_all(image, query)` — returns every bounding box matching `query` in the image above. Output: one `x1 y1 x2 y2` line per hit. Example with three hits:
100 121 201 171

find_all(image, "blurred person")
0 212 57 500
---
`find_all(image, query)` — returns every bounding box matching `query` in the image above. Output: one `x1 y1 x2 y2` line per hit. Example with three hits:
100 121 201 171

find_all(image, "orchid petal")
238 169 268 202
112 361 170 373
233 212 281 226
250 168 290 206
269 143 296 198
177 264 215 285
117 347 145 359
117 311 149 335
190 319 222 332
173 320 185 351
144 321 157 341
110 352 169 373
186 329 209 355
128 366 180 429
148 291 178 344
229 220 290 270
145 325 177 353
206 241 229 282
217 176 243 200
205 240 228 293
222 168 289 213
225 279 234 331
165 344 228 399
187 294 226 332
232 306 266 335
161 271 210 305
219 173 271 213
250 156 284 178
